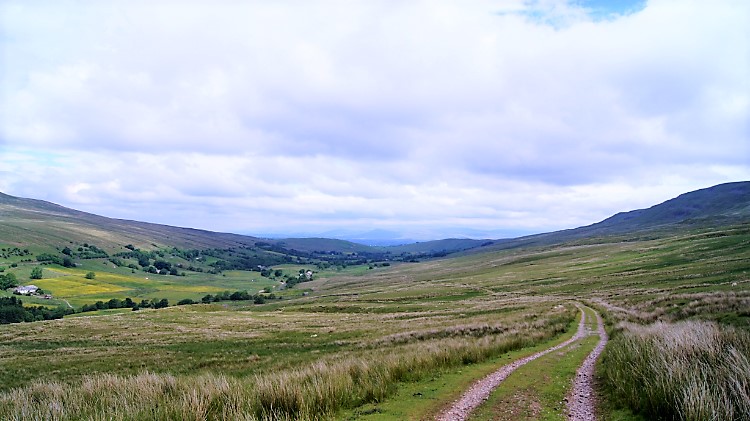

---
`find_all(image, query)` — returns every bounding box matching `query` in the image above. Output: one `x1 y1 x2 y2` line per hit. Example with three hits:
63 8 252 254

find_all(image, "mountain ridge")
474 181 750 252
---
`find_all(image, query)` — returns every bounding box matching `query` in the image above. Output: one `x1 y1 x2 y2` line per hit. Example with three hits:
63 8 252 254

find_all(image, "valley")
0 183 748 420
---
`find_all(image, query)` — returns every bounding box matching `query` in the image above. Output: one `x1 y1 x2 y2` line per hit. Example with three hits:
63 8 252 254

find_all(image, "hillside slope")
591 181 750 231
0 194 486 256
478 181 750 251
0 192 259 251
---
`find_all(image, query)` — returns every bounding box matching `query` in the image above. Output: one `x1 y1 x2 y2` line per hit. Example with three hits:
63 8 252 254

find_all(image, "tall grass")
601 320 750 421
0 309 574 420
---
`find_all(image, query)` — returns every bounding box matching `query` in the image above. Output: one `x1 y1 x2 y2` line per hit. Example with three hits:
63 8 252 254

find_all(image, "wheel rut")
436 304 599 421
566 308 608 420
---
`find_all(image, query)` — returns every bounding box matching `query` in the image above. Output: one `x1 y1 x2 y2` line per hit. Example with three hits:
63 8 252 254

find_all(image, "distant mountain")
319 228 418 246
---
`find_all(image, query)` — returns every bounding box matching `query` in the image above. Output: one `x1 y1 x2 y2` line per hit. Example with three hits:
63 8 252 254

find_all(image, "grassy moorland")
0 221 747 419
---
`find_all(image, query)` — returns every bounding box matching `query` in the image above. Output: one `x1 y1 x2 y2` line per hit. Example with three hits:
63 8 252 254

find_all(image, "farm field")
1 222 748 419
2 260 322 308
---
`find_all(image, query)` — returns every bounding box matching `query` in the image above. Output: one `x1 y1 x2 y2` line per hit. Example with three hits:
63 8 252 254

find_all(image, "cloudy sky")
1 0 748 241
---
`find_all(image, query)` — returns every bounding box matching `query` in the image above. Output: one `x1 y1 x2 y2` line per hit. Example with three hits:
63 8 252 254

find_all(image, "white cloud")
1 0 748 239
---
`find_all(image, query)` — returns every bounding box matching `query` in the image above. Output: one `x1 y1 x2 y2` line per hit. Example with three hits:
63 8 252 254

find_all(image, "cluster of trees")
0 247 30 259
283 269 314 288
37 253 76 267
79 297 170 313
115 247 161 268
76 289 275 315
0 272 18 290
114 247 191 275
199 290 270 304
63 243 109 259
207 250 293 272
0 297 73 324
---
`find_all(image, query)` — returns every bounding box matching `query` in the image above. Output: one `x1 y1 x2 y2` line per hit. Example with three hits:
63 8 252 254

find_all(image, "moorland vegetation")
0 183 748 420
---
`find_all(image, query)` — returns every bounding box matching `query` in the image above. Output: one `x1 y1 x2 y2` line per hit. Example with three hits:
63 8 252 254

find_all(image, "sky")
1 0 748 241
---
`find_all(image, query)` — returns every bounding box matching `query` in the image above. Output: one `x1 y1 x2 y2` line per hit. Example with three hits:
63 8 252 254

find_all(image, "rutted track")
436 304 596 421
567 308 608 420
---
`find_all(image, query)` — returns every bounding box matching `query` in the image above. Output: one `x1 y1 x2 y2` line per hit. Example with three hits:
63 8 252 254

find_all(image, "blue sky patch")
578 0 647 20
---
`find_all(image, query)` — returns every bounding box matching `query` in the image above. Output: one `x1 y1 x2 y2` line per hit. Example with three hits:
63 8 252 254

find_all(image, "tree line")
0 297 74 324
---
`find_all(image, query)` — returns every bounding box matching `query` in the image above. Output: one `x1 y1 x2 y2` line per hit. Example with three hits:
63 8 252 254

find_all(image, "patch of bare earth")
435 305 588 421
566 309 607 421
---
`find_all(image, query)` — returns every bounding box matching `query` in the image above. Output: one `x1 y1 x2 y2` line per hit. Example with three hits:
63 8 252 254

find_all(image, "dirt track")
435 304 596 421
566 309 608 420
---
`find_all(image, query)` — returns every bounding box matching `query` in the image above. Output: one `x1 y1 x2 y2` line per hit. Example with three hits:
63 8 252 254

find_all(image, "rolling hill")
477 181 750 252
0 192 485 257
0 192 260 251
1 181 748 258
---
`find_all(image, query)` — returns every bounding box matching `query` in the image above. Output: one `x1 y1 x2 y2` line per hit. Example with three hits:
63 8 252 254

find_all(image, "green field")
1 257 321 307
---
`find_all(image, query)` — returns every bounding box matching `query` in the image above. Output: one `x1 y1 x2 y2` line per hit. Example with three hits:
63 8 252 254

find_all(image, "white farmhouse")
15 285 39 295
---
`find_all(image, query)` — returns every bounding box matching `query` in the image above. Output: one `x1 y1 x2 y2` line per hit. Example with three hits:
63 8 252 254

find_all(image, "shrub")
30 267 43 279
0 273 17 290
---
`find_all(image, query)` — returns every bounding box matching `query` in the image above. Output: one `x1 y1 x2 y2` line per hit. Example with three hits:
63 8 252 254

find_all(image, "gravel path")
566 308 607 421
435 305 589 421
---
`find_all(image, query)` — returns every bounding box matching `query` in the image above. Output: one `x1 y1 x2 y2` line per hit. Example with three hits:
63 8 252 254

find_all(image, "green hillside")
0 192 260 252
587 181 750 231
476 181 750 253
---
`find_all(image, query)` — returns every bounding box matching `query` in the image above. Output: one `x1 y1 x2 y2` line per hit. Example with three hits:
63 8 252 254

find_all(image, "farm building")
14 285 39 295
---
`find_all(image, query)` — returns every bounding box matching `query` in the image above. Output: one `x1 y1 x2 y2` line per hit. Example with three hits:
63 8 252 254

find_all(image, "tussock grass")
0 372 253 421
0 309 573 420
601 320 750 421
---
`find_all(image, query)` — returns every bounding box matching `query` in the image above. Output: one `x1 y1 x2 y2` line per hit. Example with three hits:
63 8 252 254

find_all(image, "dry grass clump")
673 291 750 320
591 290 750 326
0 372 252 421
601 320 750 421
588 298 666 325
373 322 511 345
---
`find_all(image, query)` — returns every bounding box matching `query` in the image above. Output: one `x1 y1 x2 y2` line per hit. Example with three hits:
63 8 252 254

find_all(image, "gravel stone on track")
566 309 607 421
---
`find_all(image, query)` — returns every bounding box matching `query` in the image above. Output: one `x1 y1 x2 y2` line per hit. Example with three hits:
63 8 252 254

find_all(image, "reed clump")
601 320 750 421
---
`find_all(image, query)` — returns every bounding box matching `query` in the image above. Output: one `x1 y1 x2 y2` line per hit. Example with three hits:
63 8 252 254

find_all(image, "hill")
477 181 750 252
0 193 488 259
588 181 750 231
1 181 748 260
0 192 259 251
